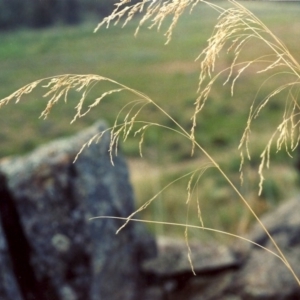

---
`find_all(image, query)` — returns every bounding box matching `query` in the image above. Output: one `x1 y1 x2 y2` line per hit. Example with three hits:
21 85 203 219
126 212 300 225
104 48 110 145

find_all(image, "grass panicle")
191 1 300 192
95 0 202 44
1 0 300 286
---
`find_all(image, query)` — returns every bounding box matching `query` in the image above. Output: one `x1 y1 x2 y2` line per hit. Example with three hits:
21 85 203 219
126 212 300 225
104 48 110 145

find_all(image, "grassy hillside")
1 2 300 239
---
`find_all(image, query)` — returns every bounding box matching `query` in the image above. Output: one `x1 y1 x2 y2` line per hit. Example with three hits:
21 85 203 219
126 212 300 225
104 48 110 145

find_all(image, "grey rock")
143 236 240 277
143 236 240 299
0 121 156 300
142 197 300 300
2 119 300 300
0 211 23 300
229 248 300 300
248 197 300 249
226 197 300 300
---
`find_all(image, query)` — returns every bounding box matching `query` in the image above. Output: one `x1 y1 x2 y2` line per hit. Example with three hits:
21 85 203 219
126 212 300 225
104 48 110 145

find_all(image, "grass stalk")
1 0 300 286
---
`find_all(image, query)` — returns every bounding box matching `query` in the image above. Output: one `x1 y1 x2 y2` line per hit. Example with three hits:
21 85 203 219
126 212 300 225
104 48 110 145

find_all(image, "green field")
1 2 300 240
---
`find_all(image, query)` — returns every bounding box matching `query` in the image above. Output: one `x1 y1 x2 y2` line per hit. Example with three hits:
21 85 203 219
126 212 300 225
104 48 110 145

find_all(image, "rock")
248 197 300 249
227 247 300 300
143 236 241 299
143 236 240 277
0 209 23 300
142 198 300 300
225 197 300 300
3 119 300 300
0 121 156 300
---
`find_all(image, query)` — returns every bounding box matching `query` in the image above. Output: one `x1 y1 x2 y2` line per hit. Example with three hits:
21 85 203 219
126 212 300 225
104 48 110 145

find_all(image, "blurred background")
0 0 300 243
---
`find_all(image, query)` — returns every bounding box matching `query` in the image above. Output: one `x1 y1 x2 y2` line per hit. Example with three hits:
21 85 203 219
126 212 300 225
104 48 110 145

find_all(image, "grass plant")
1 0 300 285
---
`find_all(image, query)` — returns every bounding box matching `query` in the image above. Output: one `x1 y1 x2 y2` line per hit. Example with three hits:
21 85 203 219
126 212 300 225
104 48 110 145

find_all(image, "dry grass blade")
89 216 290 268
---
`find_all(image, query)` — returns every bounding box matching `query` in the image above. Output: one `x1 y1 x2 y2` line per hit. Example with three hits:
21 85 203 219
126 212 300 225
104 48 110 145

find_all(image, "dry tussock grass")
1 0 300 284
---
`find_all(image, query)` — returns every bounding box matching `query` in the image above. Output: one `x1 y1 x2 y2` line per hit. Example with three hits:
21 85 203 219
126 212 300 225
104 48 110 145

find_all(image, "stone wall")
1 120 300 300
0 121 156 300
142 197 300 300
